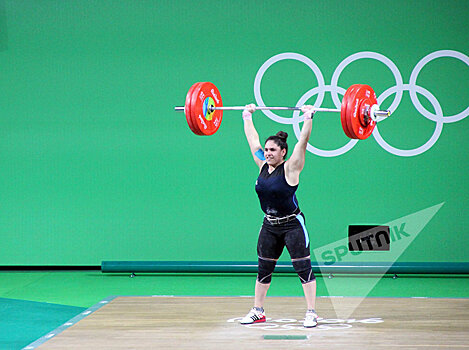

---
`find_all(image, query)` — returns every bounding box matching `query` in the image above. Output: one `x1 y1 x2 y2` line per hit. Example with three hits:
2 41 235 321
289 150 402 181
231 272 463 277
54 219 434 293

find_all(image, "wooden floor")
39 296 469 349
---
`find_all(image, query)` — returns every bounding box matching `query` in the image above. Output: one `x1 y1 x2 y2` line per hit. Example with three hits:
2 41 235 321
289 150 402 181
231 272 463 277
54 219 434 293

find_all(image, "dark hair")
265 131 288 159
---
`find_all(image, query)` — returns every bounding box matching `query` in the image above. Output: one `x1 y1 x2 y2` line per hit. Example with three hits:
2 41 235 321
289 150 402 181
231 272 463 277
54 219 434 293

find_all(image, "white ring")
331 51 404 113
373 84 443 157
254 53 326 124
292 86 359 158
409 50 469 123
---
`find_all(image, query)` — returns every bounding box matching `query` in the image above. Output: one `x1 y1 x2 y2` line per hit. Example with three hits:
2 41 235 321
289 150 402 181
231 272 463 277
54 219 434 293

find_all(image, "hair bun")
276 131 288 141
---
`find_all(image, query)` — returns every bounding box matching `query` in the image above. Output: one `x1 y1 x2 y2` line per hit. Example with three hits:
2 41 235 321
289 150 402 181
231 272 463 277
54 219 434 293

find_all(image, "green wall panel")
0 0 467 264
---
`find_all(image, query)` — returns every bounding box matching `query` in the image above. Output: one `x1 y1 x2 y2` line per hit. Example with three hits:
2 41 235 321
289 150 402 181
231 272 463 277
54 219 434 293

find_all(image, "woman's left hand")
301 105 315 119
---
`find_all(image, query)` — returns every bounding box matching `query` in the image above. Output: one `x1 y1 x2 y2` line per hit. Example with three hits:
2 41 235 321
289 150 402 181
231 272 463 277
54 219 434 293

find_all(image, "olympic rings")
253 50 469 157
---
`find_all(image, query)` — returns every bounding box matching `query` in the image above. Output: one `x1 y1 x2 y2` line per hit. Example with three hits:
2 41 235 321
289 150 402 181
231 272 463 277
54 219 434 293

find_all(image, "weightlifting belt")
265 209 301 225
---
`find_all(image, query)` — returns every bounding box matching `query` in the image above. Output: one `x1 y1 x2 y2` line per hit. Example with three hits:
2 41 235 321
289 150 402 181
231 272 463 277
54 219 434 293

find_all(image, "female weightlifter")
239 103 317 328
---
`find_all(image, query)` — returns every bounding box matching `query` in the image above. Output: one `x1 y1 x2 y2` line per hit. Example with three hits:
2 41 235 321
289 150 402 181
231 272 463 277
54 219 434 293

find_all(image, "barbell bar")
174 82 391 139
175 106 343 113
175 105 391 118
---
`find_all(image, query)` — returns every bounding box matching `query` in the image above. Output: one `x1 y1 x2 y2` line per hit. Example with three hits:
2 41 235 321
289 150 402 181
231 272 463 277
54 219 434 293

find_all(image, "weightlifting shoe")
240 307 266 324
304 309 318 328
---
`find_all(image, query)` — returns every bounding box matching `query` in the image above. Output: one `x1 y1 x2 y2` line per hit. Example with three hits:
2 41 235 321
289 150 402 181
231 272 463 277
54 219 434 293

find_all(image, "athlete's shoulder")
258 161 268 174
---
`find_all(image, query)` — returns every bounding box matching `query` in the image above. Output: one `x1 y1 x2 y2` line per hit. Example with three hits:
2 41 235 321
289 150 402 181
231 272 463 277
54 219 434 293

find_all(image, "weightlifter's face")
264 140 286 167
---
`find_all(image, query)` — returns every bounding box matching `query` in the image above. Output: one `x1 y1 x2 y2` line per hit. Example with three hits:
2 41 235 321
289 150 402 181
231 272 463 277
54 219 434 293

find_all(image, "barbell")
174 82 391 139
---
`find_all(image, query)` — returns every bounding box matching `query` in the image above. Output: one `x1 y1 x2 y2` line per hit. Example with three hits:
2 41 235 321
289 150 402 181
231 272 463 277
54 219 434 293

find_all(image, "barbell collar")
373 110 391 118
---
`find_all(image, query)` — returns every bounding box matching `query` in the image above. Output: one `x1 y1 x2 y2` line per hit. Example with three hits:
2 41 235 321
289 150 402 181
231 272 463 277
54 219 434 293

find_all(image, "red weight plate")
189 83 209 136
346 85 363 138
340 86 351 138
189 83 206 135
361 97 377 139
356 86 377 129
344 84 371 139
185 82 197 133
185 82 204 135
345 85 363 139
349 85 377 140
191 82 223 136
341 84 360 139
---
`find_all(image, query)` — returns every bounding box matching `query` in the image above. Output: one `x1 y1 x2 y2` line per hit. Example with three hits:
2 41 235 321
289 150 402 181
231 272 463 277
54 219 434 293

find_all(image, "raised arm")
243 104 265 168
285 105 314 185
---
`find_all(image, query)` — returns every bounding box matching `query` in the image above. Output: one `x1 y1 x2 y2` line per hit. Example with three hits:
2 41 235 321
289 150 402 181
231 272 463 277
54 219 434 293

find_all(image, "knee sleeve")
257 257 277 284
292 258 316 284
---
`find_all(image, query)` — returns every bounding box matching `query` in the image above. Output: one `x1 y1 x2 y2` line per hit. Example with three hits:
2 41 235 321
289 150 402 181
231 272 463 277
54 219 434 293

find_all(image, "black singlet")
255 162 299 217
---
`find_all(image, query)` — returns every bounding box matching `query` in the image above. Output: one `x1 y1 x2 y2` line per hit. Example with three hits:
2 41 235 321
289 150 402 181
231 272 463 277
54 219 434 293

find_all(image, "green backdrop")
0 0 468 265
